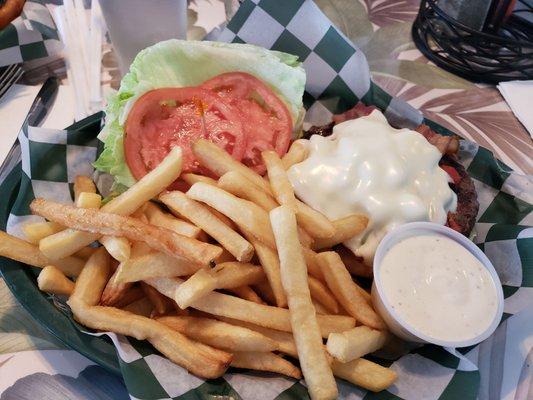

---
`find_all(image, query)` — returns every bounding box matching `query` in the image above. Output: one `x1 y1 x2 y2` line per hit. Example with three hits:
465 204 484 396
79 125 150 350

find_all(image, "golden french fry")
146 277 355 337
69 248 111 306
39 147 183 259
312 215 369 250
317 251 385 330
73 246 97 260
312 299 329 315
246 235 287 308
181 173 217 186
100 272 133 307
231 351 302 379
302 247 324 280
192 138 272 194
253 281 278 306
115 251 202 284
308 276 339 314
226 286 265 304
99 236 131 262
331 359 397 392
122 297 154 318
31 199 222 266
295 200 335 240
175 269 218 309
214 248 236 264
282 140 308 169
187 183 276 248
270 205 337 400
213 262 265 289
121 297 153 317
141 282 174 317
143 202 203 239
113 286 146 308
220 317 298 358
22 221 63 244
262 150 297 211
160 191 253 262
157 315 278 352
336 245 373 278
74 175 96 201
327 326 389 363
37 265 75 295
218 171 279 211
0 231 85 277
75 192 102 209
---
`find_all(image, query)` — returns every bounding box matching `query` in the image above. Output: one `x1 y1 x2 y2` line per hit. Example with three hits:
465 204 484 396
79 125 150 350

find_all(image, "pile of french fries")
0 139 397 399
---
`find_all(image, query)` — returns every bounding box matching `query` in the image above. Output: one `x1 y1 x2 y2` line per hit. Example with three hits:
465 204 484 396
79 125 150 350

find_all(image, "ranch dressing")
288 110 457 262
380 234 499 342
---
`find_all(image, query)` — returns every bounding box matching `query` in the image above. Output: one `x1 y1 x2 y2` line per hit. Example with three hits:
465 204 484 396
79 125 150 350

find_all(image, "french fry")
312 299 329 315
331 359 397 392
160 191 253 262
146 277 355 337
141 282 174 317
302 247 324 280
247 236 287 308
317 252 385 330
31 199 222 266
115 251 202 284
37 265 75 295
312 214 369 250
213 262 265 289
327 326 389 363
121 297 153 317
295 200 335 240
175 269 218 309
181 173 217 187
270 205 337 400
22 221 63 244
187 183 276 248
308 276 339 314
99 236 131 262
226 286 265 304
0 231 85 277
39 147 183 259
192 138 272 194
214 248 236 264
75 192 102 209
100 274 133 307
113 286 146 308
282 140 308 169
336 245 373 278
231 352 302 379
220 317 298 358
74 175 96 201
262 150 297 211
73 246 97 260
157 316 278 352
69 247 111 306
143 202 203 238
253 281 278 306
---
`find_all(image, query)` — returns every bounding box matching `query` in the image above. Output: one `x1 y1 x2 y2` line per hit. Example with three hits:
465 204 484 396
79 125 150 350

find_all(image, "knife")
0 77 59 183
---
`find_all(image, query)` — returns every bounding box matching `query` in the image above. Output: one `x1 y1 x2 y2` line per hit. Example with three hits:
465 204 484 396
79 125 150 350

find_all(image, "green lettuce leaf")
95 39 306 189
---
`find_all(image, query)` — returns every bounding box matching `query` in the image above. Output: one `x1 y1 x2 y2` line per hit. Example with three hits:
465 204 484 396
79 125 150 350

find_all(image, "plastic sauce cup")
371 222 504 348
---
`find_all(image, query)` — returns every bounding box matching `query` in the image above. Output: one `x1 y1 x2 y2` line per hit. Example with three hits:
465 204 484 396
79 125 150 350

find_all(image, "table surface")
1 0 532 398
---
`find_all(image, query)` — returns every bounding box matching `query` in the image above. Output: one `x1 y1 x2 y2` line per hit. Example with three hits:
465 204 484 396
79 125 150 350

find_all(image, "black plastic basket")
412 0 533 83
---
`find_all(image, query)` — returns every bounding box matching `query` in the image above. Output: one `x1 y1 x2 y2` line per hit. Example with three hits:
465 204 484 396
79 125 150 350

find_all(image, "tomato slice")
124 87 245 180
201 72 293 174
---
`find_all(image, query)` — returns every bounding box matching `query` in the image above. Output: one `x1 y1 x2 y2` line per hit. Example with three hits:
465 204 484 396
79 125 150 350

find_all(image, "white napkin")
497 80 533 138
0 84 75 165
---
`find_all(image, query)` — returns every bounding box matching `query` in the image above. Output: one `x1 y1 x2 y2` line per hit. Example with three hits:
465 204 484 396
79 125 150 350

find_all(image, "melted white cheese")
288 110 457 262
379 234 498 342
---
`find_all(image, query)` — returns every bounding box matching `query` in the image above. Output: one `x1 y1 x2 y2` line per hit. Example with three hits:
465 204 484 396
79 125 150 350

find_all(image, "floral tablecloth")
1 1 531 399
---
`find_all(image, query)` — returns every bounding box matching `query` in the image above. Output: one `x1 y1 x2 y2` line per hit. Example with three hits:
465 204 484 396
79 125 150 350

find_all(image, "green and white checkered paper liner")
5 1 533 399
0 1 61 67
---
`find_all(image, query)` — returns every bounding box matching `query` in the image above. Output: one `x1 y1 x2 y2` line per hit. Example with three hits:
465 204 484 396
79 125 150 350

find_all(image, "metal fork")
0 64 24 100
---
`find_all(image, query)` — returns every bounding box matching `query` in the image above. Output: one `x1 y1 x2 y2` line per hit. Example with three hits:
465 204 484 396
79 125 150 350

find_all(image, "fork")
0 64 24 100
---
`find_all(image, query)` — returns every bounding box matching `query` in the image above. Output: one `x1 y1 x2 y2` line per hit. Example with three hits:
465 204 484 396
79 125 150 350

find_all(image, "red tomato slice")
124 87 245 180
201 72 293 174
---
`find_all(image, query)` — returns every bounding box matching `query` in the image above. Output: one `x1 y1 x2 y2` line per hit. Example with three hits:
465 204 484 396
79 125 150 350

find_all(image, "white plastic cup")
99 0 187 75
371 222 504 348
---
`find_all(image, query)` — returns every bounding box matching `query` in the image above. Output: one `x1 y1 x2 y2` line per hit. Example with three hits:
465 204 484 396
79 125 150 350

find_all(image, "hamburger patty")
302 103 479 237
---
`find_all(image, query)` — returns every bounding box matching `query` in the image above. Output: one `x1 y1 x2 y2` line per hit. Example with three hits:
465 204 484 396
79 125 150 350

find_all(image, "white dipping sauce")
380 234 499 342
288 110 457 263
